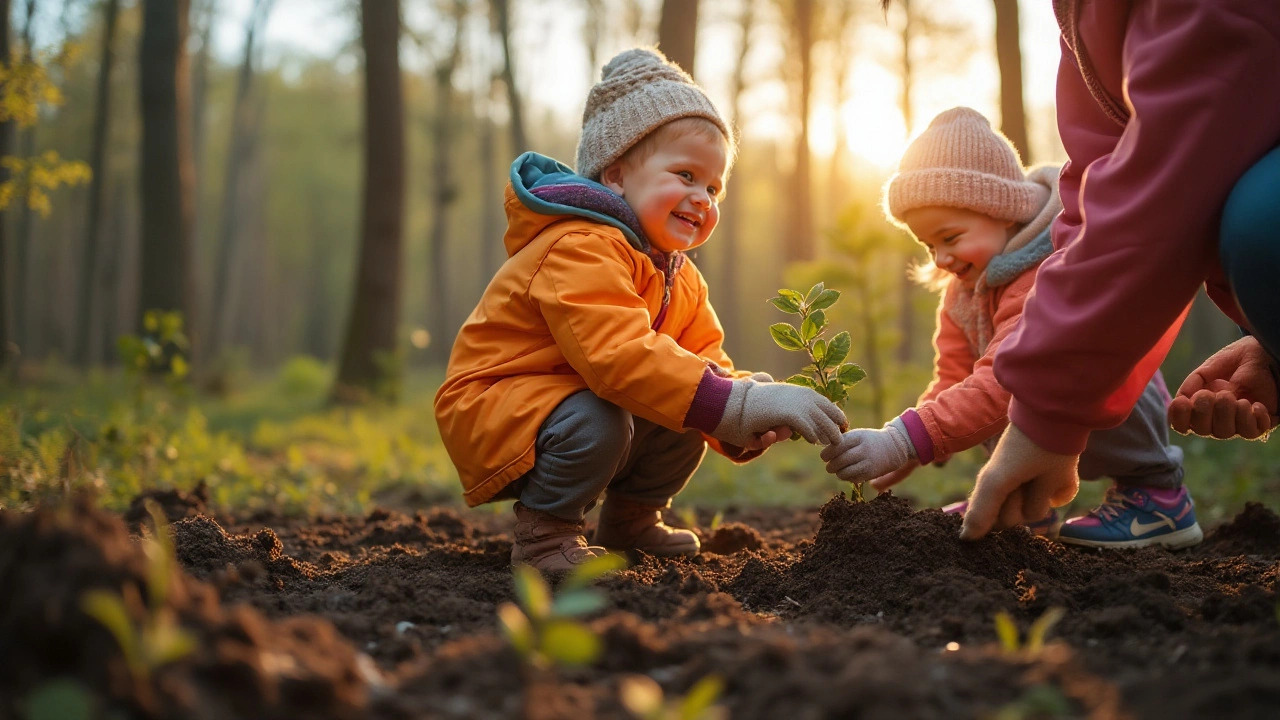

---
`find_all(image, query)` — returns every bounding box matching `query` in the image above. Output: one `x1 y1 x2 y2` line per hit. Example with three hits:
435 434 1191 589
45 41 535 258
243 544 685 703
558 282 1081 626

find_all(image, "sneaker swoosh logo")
1130 512 1176 537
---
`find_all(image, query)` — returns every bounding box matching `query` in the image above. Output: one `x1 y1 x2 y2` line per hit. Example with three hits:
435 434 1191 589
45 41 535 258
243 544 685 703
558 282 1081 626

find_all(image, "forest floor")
4 483 1280 720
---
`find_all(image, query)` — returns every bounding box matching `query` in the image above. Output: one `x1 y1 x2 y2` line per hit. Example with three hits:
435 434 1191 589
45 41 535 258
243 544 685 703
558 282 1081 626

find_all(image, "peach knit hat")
885 107 1049 226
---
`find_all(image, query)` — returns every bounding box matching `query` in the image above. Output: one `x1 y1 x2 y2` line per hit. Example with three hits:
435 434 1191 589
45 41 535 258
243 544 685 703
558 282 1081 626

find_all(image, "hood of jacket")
503 151 651 258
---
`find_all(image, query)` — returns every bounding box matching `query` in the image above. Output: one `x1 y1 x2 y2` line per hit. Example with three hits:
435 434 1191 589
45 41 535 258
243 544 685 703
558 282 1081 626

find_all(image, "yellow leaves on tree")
0 151 91 216
0 47 92 215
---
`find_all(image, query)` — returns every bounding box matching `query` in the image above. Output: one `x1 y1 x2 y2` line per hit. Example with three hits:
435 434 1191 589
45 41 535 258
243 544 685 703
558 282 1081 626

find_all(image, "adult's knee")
1221 146 1280 355
1220 147 1280 280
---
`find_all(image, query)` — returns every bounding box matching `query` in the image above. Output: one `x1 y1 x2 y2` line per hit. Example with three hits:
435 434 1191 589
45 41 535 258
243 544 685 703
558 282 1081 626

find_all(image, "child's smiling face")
600 127 728 254
903 206 1016 289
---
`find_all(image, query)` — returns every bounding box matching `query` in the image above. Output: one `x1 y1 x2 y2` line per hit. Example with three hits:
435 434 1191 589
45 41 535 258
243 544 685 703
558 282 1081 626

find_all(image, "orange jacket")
898 166 1062 464
434 154 748 507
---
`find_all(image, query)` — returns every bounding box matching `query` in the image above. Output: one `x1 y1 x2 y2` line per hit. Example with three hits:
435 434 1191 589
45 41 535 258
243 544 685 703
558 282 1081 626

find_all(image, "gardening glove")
820 417 915 484
959 424 1079 541
749 372 775 383
712 380 846 447
1168 335 1279 440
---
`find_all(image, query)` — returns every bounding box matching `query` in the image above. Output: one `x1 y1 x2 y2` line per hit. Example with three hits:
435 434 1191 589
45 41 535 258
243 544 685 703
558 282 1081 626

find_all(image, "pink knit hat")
884 107 1048 226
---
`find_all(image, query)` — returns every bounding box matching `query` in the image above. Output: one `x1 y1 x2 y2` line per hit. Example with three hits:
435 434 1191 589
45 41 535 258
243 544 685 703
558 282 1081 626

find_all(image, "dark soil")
3 492 1279 719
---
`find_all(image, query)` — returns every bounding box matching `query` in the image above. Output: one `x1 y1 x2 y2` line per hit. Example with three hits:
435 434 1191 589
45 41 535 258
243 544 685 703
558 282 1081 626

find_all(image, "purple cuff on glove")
899 409 935 464
684 366 735 433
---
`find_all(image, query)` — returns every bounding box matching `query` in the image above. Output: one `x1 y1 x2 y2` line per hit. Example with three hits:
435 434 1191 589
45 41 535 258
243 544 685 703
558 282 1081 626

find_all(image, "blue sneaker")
1057 485 1203 549
942 500 1059 538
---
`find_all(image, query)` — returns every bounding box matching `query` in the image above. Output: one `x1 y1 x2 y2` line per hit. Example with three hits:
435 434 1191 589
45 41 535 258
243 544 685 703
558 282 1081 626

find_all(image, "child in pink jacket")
822 108 1201 548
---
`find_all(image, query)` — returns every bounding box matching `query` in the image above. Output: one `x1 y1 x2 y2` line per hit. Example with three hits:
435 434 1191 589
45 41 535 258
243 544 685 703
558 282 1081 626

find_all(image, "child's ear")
599 162 625 195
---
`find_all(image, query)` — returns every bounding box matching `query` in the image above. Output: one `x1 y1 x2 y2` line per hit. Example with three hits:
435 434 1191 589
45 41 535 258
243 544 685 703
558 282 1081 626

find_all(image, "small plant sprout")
619 673 728 720
497 553 628 670
769 283 866 409
79 499 197 681
993 607 1067 656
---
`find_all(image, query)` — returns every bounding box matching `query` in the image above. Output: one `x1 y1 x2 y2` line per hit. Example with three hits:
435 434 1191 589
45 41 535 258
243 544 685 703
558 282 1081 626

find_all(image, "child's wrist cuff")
898 409 935 464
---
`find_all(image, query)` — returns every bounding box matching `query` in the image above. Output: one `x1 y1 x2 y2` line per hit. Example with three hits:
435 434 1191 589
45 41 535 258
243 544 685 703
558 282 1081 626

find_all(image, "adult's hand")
959 424 1080 541
1168 336 1279 440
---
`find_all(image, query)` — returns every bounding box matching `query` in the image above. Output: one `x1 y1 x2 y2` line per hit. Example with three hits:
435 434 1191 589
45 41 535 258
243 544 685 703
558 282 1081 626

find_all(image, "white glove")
820 417 916 484
712 380 846 447
748 372 775 383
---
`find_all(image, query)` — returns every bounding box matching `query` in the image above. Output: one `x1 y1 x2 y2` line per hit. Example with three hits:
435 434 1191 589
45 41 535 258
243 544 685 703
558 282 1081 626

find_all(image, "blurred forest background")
1 0 1271 520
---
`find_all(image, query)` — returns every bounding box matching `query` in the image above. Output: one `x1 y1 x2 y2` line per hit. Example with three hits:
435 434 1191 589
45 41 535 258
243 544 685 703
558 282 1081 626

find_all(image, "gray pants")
984 371 1183 488
1077 371 1184 489
502 391 708 521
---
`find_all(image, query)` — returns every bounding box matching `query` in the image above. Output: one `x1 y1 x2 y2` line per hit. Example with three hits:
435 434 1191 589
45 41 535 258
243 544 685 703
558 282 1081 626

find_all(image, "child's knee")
542 391 634 465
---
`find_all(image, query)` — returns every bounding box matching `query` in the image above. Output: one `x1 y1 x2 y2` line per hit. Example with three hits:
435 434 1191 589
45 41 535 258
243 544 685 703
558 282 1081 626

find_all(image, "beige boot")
593 496 700 557
511 502 609 572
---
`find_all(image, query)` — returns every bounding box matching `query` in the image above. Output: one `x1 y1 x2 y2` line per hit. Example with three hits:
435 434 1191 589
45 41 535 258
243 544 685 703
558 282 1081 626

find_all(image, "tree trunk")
786 0 814 262
715 0 754 357
491 0 527 154
827 0 858 222
75 0 120 367
209 0 272 361
138 0 196 342
12 0 36 360
0 0 11 370
992 0 1029 162
895 0 916 364
657 0 698 76
427 0 466 366
478 80 502 284
333 0 405 401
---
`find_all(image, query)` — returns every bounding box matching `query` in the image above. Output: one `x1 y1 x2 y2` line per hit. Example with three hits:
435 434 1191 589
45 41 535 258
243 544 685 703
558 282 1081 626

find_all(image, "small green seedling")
991 684 1072 720
769 283 866 409
619 673 728 720
80 499 197 681
116 309 191 411
497 553 628 670
675 506 699 532
993 607 1066 656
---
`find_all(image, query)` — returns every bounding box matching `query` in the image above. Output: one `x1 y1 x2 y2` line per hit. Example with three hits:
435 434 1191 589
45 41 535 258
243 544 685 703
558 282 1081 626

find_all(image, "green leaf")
618 675 664 718
804 282 825 305
785 375 818 390
837 363 867 386
143 500 173 610
23 679 95 720
808 310 827 332
561 552 628 591
551 589 608 618
496 602 535 656
513 564 552 620
826 332 851 365
823 382 848 405
169 355 189 380
769 323 805 352
144 616 197 667
680 675 726 720
993 611 1020 654
812 339 827 364
800 315 819 343
808 288 841 312
143 310 160 333
540 620 601 667
777 288 804 304
1025 607 1066 654
709 510 724 531
768 296 802 314
81 590 143 678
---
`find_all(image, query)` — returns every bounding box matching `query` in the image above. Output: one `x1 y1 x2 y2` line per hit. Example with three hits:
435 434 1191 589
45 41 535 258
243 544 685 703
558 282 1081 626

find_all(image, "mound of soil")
7 492 1280 719
0 497 375 720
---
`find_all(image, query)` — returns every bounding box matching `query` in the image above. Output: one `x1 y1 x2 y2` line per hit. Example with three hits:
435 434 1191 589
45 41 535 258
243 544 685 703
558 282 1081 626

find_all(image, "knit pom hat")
575 47 730 181
885 107 1049 227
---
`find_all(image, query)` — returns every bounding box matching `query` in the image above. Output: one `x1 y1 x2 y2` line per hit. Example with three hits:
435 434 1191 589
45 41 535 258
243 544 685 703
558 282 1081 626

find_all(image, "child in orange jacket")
434 48 846 571
821 108 1200 549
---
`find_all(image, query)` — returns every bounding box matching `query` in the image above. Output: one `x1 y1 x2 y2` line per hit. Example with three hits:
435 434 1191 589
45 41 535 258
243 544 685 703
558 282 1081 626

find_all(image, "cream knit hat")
575 47 730 181
885 107 1048 226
